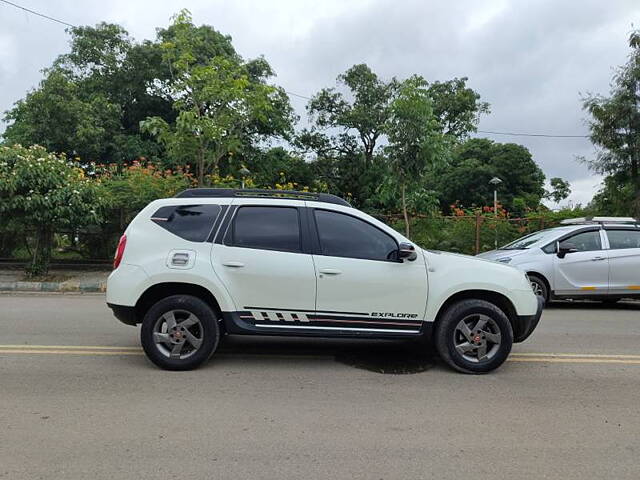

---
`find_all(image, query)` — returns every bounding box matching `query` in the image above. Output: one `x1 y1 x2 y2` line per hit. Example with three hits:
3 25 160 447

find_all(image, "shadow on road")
218 336 436 374
547 300 640 311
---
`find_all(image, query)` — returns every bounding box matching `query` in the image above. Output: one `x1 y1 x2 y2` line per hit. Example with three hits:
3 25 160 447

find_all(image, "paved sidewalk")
0 268 110 293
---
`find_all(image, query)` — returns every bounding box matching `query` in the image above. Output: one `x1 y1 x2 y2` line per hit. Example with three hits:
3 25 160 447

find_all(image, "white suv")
107 189 543 373
478 217 640 303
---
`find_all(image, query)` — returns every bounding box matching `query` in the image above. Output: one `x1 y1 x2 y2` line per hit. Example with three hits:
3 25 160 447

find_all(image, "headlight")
497 257 512 264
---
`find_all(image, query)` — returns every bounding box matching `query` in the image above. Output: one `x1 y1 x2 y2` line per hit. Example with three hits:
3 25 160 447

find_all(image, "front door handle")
222 261 245 268
591 257 606 261
319 268 342 275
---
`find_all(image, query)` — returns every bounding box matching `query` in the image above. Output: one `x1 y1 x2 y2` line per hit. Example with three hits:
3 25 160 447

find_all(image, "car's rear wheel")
528 275 549 304
141 295 220 370
434 299 513 374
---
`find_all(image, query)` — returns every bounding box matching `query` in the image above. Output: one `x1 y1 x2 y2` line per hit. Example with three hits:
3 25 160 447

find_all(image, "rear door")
310 207 427 334
604 228 640 295
553 229 609 296
210 201 317 327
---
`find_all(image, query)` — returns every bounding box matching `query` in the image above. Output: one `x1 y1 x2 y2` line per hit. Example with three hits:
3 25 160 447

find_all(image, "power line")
0 0 76 28
286 91 312 100
0 1 594 140
477 130 589 138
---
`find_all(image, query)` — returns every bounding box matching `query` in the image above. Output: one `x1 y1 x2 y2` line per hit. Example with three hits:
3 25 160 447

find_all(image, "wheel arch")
526 271 551 298
135 282 223 324
431 289 517 338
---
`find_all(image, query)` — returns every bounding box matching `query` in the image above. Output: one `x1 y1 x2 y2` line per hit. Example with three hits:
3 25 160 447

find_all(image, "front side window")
606 229 640 250
314 210 398 261
151 204 221 242
231 206 301 252
561 230 602 252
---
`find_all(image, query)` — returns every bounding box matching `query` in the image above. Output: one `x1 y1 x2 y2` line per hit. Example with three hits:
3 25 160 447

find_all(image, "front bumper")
513 295 544 343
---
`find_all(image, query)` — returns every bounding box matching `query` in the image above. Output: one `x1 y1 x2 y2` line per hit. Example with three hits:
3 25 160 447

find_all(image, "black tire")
141 295 220 371
528 275 549 304
434 299 513 374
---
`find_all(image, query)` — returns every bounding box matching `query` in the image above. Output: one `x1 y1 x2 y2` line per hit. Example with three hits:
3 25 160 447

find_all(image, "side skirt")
222 310 428 339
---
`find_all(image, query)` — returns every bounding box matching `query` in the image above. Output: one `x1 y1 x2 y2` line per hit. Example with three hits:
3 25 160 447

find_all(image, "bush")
0 144 106 275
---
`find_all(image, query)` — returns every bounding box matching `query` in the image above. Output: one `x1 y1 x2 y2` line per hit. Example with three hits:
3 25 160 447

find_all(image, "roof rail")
175 188 351 207
560 216 639 226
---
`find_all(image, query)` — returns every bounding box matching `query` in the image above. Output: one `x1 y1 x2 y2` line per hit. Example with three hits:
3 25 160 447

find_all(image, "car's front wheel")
434 299 513 374
528 274 549 304
141 295 220 371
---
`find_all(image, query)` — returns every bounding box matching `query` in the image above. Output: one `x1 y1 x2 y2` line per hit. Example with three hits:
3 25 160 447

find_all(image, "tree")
427 77 490 137
436 138 545 215
385 76 446 236
141 10 293 185
0 145 105 276
583 30 640 217
3 69 122 161
303 64 399 167
545 177 571 204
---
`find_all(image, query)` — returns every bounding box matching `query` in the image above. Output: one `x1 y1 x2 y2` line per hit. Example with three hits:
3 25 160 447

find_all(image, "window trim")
542 227 601 254
223 205 306 254
604 227 640 251
553 228 604 253
310 208 400 262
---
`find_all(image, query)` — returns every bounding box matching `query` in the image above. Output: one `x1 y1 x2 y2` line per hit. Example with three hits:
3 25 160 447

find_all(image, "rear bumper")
513 295 544 343
107 303 138 326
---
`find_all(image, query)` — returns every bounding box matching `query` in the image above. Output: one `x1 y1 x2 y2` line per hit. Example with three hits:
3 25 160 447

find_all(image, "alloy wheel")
152 309 204 359
453 314 502 363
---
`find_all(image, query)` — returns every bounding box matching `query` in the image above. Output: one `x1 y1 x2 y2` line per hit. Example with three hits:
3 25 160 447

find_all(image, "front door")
553 229 609 295
311 208 427 334
211 204 316 327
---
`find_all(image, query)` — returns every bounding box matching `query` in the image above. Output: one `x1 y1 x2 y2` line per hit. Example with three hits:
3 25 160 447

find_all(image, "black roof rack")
175 188 351 207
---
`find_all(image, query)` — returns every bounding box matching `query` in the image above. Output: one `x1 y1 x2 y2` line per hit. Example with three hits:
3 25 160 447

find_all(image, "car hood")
476 249 530 262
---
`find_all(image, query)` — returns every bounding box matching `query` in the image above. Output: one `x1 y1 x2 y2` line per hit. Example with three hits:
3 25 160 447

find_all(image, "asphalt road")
1 294 640 479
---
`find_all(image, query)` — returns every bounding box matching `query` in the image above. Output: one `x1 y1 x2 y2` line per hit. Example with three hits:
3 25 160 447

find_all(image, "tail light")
113 234 127 269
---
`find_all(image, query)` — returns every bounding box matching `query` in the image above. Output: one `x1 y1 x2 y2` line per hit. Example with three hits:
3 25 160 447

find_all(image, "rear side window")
314 209 398 261
151 204 221 242
231 206 301 252
606 229 640 250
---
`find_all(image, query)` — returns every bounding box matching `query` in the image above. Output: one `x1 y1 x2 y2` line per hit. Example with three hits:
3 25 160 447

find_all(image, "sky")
1 0 639 206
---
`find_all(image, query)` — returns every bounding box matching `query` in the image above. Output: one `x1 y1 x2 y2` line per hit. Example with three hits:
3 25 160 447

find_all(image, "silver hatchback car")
478 217 640 303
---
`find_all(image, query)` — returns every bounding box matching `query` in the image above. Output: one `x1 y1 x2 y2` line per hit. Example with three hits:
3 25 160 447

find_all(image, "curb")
0 281 107 293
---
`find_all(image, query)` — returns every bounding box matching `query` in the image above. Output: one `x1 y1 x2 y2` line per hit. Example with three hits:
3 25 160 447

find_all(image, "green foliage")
141 10 294 185
426 77 490 137
436 138 545 215
303 63 398 165
385 75 448 235
3 70 122 161
0 144 106 275
583 29 640 216
545 177 571 204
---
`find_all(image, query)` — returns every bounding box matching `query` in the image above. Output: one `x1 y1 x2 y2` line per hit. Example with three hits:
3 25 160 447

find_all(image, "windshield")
500 229 559 250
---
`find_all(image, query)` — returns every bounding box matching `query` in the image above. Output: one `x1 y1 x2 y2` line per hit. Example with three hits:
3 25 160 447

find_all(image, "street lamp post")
239 166 251 189
489 177 502 249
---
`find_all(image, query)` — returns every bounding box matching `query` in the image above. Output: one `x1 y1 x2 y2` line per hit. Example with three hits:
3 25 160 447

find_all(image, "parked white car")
107 188 543 373
478 217 640 303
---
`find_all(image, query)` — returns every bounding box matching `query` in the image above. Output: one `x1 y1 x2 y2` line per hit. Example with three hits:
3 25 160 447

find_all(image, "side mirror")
557 241 578 259
398 242 417 262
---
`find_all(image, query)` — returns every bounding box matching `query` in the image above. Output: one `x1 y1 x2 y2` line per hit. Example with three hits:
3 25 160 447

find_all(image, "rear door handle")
591 257 606 261
222 261 245 268
319 268 342 275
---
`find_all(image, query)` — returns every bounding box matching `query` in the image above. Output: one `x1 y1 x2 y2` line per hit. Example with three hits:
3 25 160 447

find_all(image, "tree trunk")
401 183 410 238
27 225 53 277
